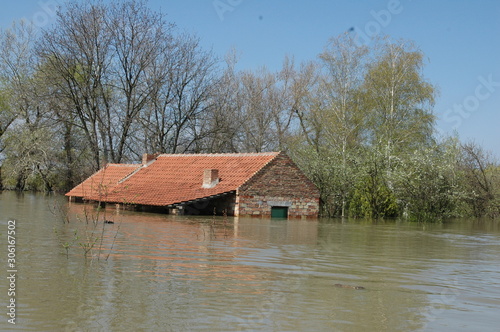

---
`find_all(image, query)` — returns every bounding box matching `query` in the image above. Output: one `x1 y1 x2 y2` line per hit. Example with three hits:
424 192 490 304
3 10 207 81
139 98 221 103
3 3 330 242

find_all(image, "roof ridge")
107 163 141 167
157 152 280 158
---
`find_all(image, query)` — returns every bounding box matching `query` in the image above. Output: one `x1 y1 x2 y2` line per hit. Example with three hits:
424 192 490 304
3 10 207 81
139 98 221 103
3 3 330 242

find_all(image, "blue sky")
1 0 499 157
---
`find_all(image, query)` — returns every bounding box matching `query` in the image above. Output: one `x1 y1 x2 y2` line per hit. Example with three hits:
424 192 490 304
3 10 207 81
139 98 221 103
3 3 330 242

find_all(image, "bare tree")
0 21 41 129
459 141 499 217
236 68 275 152
231 58 306 153
37 1 214 166
37 2 112 170
138 33 217 154
288 60 320 149
0 89 16 153
107 0 174 161
201 50 243 153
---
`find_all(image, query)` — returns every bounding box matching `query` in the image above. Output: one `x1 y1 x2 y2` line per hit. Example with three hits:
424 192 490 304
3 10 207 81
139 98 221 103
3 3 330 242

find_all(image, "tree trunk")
63 122 74 191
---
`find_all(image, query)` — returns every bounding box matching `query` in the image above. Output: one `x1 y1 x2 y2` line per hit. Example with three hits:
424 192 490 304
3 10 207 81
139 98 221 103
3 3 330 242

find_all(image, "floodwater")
1 191 499 331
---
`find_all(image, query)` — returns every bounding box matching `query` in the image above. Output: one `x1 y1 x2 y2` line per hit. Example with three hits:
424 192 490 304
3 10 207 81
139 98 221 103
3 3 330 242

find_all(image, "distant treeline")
0 0 498 221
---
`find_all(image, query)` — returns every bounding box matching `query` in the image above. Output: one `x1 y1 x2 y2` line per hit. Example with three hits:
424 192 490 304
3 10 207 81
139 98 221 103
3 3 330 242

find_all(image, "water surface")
1 191 499 331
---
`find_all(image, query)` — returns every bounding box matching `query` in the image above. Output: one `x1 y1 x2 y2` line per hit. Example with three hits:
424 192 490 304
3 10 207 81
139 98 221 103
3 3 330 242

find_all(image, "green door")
271 206 288 219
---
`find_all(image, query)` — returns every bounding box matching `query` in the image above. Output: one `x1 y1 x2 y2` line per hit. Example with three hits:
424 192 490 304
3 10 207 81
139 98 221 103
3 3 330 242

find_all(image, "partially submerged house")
66 152 320 218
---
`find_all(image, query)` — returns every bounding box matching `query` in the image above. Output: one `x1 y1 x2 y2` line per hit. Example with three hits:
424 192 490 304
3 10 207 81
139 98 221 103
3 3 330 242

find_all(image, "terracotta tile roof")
65 164 141 200
67 152 280 206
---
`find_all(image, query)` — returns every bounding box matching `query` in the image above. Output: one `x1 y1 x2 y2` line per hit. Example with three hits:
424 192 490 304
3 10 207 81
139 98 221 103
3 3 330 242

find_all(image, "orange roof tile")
68 152 280 206
65 164 141 200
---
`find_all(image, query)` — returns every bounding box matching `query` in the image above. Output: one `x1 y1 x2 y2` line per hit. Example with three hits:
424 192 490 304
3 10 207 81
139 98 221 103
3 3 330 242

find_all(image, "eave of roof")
65 163 141 199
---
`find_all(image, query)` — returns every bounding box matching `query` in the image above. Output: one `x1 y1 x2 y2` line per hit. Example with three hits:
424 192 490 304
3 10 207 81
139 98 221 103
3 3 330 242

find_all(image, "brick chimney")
142 153 159 165
202 169 219 188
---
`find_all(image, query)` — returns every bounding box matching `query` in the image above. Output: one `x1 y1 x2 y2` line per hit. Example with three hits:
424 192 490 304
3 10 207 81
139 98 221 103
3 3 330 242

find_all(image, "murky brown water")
1 191 500 331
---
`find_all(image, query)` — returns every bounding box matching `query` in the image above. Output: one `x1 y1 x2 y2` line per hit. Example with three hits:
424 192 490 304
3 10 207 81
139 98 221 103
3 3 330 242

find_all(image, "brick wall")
236 153 320 218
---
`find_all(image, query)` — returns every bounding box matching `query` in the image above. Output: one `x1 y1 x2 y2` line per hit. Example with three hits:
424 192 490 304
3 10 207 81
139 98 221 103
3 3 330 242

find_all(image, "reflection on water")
1 191 499 331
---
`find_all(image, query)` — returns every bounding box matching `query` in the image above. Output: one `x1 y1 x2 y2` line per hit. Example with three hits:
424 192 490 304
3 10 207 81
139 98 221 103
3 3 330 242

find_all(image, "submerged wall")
236 153 320 218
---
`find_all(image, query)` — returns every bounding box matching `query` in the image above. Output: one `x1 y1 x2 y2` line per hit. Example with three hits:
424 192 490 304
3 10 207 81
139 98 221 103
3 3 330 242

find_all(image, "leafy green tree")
291 144 345 217
392 142 462 221
348 150 399 219
291 36 439 219
362 39 436 157
317 34 369 216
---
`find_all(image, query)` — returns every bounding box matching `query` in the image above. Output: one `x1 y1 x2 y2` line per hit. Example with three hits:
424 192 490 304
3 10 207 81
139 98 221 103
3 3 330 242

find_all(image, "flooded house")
66 152 320 218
